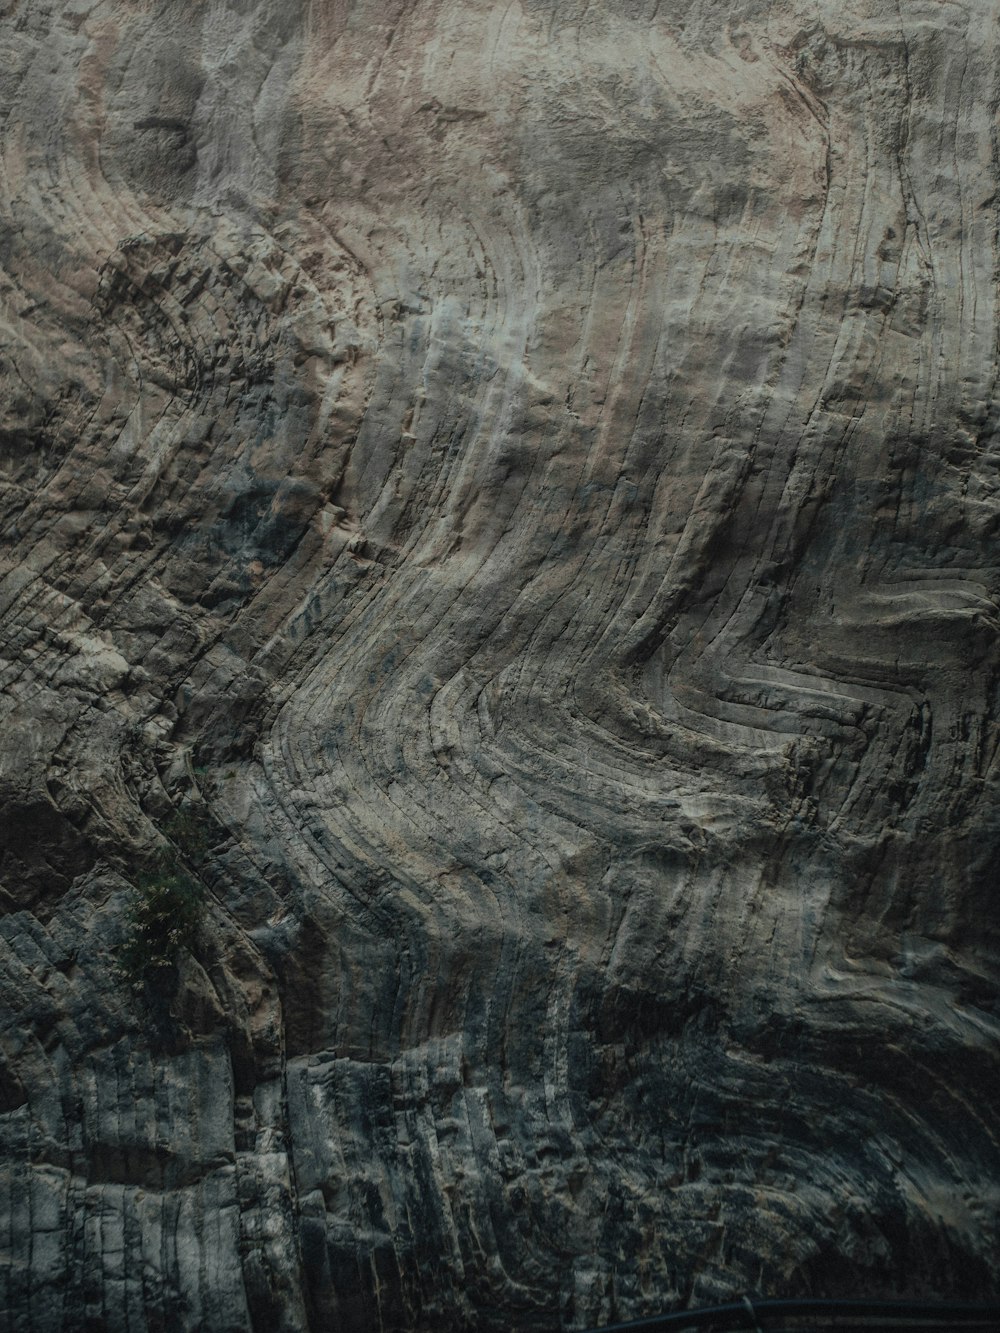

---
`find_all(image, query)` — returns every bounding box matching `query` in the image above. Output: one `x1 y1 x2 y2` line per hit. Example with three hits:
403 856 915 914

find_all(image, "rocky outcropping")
1 0 998 1329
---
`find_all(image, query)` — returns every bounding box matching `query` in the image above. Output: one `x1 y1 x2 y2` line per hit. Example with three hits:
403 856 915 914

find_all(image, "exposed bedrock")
0 0 998 1329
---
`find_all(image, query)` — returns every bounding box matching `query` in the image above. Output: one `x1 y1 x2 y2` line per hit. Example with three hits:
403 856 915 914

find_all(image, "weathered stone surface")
1 0 998 1328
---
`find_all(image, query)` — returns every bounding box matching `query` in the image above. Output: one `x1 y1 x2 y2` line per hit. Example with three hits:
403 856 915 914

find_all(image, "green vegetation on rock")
116 856 204 990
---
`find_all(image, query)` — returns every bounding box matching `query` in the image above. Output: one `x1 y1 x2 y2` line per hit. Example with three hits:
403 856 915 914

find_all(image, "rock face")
1 0 999 1328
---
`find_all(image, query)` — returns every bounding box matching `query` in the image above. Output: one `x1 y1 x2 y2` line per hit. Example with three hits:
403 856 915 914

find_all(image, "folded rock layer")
0 0 998 1329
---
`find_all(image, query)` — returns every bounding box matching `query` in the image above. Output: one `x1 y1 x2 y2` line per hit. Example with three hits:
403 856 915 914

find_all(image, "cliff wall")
1 1 998 1328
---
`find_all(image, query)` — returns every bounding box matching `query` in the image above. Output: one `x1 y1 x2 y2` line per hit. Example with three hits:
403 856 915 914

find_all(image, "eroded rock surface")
1 0 999 1328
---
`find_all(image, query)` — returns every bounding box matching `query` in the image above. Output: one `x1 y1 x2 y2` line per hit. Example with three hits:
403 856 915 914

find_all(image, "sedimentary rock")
1 0 998 1328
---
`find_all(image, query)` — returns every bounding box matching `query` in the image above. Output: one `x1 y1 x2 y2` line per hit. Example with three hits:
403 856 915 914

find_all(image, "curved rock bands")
0 1 998 1330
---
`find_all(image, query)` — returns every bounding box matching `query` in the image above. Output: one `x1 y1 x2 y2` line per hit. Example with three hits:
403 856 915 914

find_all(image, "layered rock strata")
1 0 998 1329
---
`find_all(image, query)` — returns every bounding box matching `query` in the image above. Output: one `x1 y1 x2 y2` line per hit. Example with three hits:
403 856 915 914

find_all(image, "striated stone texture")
1 0 999 1329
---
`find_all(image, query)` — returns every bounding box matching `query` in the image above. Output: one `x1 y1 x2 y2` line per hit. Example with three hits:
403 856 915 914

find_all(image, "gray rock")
0 0 998 1328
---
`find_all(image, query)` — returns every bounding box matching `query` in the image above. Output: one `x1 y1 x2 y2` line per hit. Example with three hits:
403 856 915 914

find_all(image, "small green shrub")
117 858 204 990
161 806 215 865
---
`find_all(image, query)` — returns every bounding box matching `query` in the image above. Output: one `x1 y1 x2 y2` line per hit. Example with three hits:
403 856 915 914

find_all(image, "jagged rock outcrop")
1 0 999 1329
